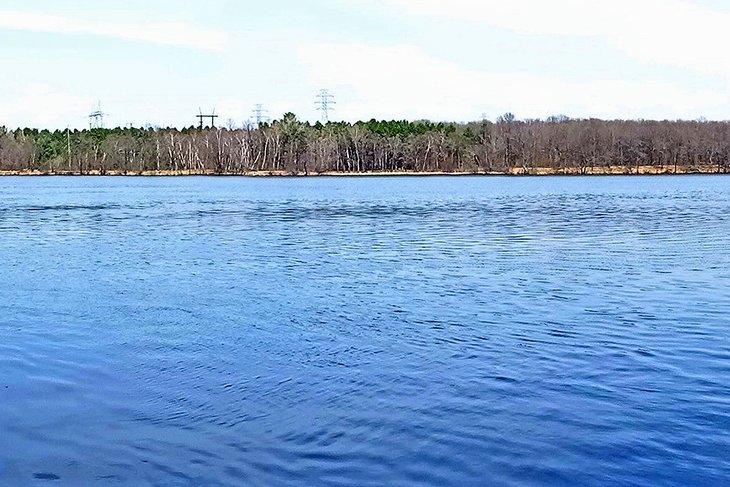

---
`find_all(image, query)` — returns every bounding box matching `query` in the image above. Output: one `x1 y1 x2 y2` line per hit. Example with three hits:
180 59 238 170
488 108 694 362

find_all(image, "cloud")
1 2 724 125
0 84 93 128
298 42 726 121
0 10 228 50
379 0 730 79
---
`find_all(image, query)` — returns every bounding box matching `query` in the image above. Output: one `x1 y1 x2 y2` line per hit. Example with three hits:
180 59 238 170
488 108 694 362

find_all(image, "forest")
1 114 729 175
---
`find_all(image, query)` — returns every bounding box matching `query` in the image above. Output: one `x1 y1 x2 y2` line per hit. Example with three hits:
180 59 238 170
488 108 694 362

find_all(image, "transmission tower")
252 104 269 127
88 101 106 129
196 108 219 129
316 89 335 123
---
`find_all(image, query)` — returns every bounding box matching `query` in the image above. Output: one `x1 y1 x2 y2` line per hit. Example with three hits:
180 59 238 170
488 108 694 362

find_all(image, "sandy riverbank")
0 165 726 177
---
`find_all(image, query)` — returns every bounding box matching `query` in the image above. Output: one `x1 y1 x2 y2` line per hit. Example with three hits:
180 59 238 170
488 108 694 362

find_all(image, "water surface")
1 176 729 486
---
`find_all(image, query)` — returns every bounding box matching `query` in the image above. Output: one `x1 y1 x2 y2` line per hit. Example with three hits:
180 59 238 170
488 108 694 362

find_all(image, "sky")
1 0 729 129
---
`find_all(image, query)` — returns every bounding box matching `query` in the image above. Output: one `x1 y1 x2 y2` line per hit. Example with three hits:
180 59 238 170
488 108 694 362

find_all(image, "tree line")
1 113 729 175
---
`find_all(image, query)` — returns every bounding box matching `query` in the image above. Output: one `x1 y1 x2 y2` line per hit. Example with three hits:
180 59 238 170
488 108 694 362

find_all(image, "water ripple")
0 175 729 486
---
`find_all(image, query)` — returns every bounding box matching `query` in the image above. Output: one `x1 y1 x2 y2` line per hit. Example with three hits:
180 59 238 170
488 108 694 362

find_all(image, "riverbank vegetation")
2 114 730 175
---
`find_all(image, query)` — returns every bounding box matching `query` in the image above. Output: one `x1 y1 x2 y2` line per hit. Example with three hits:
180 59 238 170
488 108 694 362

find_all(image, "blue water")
0 176 729 486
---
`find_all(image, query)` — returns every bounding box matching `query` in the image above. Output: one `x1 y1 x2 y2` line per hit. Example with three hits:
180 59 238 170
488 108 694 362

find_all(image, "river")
1 175 728 486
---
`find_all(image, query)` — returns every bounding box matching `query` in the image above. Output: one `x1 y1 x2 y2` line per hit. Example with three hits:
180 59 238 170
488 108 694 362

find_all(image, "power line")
315 89 335 123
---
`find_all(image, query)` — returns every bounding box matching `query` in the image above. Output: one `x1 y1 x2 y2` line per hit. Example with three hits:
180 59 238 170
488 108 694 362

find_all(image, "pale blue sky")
1 0 729 128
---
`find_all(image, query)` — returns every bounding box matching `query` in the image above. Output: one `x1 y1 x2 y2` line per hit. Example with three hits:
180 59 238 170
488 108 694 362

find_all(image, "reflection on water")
1 176 729 486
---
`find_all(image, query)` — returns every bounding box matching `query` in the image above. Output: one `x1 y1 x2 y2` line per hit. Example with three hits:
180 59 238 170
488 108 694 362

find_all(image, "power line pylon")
252 104 269 127
88 101 106 129
196 108 219 129
315 89 335 123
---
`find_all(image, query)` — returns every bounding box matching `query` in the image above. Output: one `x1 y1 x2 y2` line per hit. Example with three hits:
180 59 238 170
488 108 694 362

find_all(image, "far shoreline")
0 165 727 177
